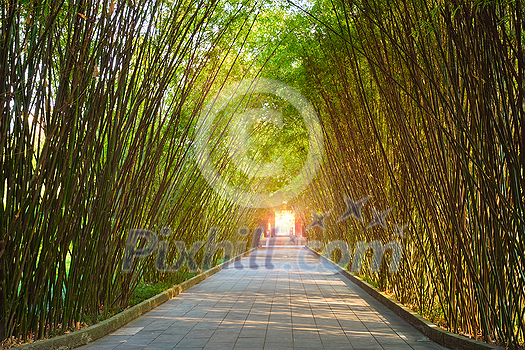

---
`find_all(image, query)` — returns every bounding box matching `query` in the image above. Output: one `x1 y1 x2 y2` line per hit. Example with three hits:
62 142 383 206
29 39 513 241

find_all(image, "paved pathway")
78 248 448 350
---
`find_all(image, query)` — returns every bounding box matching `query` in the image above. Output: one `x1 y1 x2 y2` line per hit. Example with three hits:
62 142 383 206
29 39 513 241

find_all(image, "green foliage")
130 282 174 307
3 0 525 348
291 0 525 347
129 270 198 307
0 0 260 344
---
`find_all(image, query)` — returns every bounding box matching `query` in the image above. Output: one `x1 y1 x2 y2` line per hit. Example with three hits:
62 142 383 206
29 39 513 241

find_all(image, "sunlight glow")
275 210 295 235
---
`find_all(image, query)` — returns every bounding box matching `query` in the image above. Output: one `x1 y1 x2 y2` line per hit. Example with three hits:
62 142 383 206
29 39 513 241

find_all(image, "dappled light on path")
78 248 447 350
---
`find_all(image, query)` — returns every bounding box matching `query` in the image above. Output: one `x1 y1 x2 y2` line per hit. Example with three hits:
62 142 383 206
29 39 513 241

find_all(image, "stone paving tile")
203 342 234 350
262 343 294 350
77 248 449 350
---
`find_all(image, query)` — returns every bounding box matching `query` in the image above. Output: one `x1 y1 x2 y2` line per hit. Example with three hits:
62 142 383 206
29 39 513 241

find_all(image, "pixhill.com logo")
121 195 406 275
121 227 255 273
122 78 405 275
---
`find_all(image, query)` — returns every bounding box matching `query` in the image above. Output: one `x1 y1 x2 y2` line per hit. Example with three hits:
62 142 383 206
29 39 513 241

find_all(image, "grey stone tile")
175 337 209 348
293 338 324 348
113 344 147 349
148 338 180 347
183 330 215 339
202 342 235 350
88 335 131 346
262 342 294 350
293 330 321 340
77 249 449 350
321 343 353 350
146 345 176 350
347 336 383 349
233 337 265 348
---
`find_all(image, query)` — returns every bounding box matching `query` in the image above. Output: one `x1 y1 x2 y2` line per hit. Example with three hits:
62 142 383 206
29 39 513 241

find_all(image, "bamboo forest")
1 0 524 349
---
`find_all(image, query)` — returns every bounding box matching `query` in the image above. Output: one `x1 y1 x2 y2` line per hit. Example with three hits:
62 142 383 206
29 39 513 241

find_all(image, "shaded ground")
77 248 448 350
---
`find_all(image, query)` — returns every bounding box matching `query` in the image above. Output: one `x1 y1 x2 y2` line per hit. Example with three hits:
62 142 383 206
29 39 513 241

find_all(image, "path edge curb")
17 248 257 350
305 246 504 350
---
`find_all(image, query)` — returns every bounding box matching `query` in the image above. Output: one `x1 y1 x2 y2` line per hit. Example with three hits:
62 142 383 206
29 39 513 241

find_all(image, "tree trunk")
0 240 5 341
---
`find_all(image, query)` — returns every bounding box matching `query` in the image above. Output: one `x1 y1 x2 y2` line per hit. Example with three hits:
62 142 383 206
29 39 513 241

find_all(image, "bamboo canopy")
1 0 524 348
